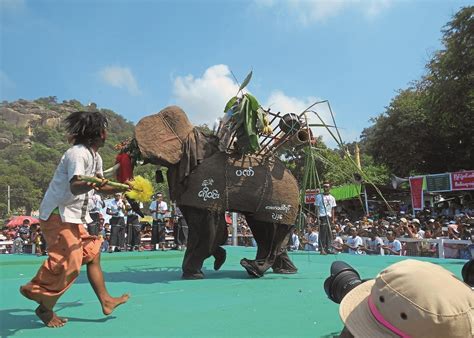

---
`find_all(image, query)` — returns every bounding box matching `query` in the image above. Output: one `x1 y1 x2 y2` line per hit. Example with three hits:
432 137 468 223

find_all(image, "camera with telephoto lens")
324 261 367 304
462 259 474 288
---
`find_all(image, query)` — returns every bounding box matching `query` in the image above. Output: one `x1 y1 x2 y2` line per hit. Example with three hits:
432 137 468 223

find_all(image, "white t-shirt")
315 193 336 217
304 231 319 251
386 239 402 255
149 200 168 220
39 145 102 224
366 237 384 255
346 236 363 254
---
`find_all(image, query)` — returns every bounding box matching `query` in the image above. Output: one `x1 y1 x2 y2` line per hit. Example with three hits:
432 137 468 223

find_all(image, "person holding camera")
315 182 336 255
106 192 126 252
149 193 168 250
325 259 474 338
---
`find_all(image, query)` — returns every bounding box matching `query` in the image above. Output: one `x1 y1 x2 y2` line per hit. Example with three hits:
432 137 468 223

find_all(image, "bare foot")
101 294 130 315
35 305 68 328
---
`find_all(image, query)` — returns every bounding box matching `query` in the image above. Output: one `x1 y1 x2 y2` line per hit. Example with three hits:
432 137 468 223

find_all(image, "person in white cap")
338 259 474 338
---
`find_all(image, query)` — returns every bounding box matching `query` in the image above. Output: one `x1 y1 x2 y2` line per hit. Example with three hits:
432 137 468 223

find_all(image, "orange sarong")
20 214 103 305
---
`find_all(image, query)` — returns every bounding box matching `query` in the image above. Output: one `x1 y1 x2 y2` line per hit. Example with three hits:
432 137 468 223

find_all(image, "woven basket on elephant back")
135 106 194 165
179 152 300 225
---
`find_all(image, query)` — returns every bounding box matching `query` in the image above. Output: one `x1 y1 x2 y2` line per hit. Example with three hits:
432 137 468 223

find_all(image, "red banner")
451 170 474 191
305 189 317 204
409 176 424 210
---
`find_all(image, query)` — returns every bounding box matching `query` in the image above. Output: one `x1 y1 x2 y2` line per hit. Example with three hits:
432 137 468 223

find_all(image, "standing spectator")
125 200 143 251
149 193 168 251
19 219 31 237
343 228 363 254
383 231 402 255
107 193 126 252
172 204 188 250
87 192 105 236
12 229 28 254
315 182 336 255
301 225 318 251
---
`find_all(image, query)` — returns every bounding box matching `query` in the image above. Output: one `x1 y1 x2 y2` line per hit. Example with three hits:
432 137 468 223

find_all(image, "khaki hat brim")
339 280 397 338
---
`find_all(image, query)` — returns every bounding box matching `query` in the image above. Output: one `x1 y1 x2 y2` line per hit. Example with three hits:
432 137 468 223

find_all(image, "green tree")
361 6 473 175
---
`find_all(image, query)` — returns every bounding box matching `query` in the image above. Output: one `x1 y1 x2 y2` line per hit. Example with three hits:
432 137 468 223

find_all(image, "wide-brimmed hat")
339 259 474 338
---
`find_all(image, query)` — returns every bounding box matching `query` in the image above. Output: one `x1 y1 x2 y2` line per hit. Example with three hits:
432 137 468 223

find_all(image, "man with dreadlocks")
20 110 129 328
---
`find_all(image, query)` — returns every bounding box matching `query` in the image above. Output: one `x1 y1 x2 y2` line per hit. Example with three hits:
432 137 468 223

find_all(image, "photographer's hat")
340 259 474 338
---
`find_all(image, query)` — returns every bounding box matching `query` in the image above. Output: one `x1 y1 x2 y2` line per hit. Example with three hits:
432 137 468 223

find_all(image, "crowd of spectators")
2 194 473 260
288 205 474 260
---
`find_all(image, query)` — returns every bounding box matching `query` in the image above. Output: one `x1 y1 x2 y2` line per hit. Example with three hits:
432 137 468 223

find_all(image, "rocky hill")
0 97 138 216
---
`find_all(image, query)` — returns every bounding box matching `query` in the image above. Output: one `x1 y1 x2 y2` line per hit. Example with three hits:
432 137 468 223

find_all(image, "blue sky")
1 0 471 148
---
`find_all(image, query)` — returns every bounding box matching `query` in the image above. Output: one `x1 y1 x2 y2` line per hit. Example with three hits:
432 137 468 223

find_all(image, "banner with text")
426 173 451 192
410 176 424 210
451 170 474 191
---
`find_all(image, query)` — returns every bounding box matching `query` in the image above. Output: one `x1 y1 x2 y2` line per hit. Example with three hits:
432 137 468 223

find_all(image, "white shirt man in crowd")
314 182 336 255
361 229 384 255
106 193 126 252
302 225 318 251
343 227 363 254
87 192 105 236
149 193 168 250
383 231 402 255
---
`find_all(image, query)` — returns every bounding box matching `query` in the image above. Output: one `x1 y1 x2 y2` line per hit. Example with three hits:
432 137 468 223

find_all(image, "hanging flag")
409 176 424 210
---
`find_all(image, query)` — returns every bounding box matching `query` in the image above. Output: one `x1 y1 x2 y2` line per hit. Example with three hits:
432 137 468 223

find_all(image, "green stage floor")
0 247 467 338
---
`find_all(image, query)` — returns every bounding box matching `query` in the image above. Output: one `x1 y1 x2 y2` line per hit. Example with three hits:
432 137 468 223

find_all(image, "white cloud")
0 70 15 89
172 64 359 148
254 0 393 24
99 65 141 96
172 64 240 126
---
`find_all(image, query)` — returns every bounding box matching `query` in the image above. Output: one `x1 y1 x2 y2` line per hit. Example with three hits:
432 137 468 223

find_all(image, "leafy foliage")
361 6 473 176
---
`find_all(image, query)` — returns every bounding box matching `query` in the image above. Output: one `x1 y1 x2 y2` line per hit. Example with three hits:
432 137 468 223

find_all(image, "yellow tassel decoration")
125 176 154 202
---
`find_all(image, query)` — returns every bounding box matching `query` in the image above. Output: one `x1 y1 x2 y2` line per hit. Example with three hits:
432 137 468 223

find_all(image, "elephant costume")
135 106 300 278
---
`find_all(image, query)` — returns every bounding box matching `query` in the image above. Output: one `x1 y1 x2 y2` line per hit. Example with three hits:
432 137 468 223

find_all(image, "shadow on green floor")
0 303 117 338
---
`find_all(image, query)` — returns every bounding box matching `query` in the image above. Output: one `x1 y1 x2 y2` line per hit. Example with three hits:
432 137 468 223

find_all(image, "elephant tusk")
103 163 120 178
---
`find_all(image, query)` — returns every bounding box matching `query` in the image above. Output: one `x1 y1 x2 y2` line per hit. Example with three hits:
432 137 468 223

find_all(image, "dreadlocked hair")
64 111 108 147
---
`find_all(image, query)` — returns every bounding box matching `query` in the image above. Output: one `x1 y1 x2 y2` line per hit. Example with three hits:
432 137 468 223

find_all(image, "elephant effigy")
134 106 300 279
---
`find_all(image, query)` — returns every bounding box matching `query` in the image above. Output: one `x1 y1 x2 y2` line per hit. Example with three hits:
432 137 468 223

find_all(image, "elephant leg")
211 213 228 271
242 218 292 277
179 206 227 279
272 225 298 274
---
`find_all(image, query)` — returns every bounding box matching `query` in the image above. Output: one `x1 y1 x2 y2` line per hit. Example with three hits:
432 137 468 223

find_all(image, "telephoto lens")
324 261 364 304
462 259 474 288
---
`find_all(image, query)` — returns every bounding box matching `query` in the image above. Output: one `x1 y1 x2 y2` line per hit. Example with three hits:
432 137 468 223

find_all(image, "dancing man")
20 110 129 328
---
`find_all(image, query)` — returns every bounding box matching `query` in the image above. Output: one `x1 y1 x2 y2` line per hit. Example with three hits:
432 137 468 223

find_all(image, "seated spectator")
412 218 424 238
382 231 402 256
101 233 110 253
343 228 363 255
289 228 300 251
330 229 344 253
361 229 384 255
301 225 318 251
448 221 462 240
